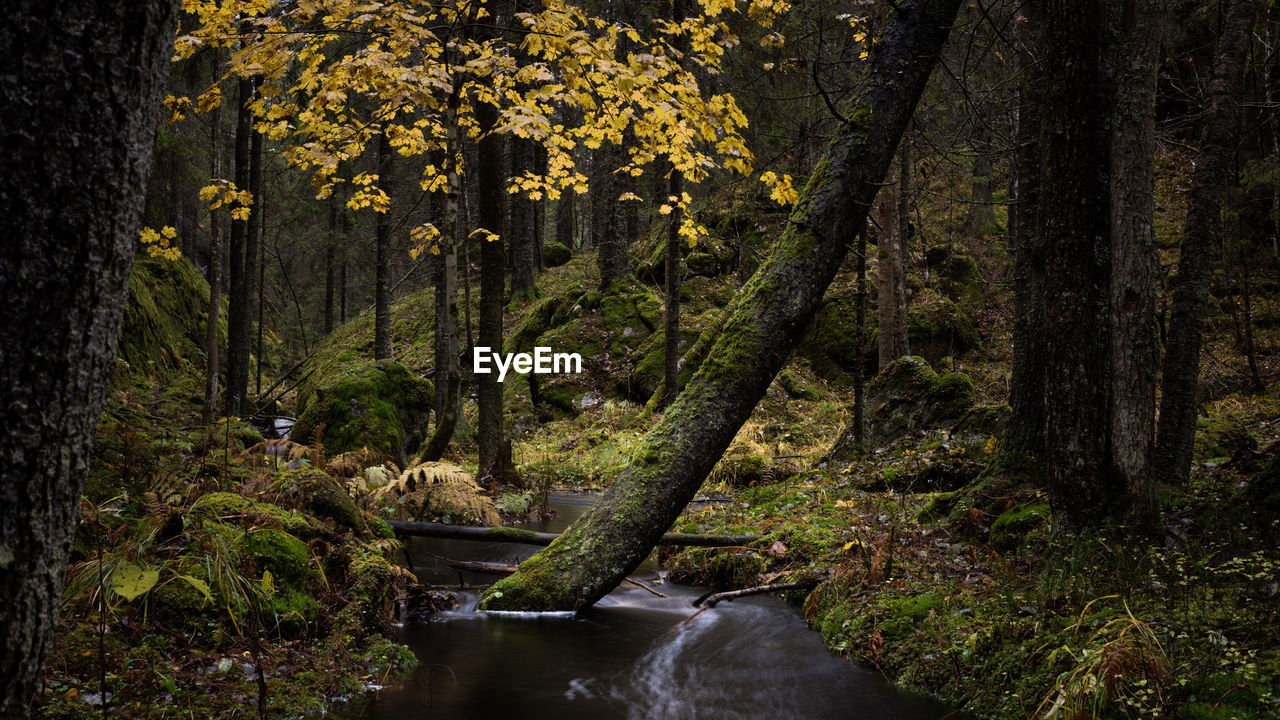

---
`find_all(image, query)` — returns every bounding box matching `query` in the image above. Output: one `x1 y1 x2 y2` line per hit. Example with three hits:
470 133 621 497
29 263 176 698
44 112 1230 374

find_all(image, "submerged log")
693 580 820 608
387 519 755 548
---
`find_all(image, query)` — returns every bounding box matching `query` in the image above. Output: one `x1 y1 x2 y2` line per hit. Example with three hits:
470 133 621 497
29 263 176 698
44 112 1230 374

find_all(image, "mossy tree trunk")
481 0 963 612
1156 0 1260 485
0 0 178 715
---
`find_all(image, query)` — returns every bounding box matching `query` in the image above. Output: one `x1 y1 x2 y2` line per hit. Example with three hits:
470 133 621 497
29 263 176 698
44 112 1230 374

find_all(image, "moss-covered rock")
861 357 977 450
907 298 979 366
685 251 719 277
775 368 823 401
116 255 221 385
293 360 432 465
243 529 313 585
190 492 314 537
270 468 371 536
543 241 572 268
797 294 871 385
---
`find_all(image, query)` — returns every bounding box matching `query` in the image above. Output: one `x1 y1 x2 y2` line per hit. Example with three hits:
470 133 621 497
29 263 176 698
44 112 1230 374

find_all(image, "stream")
337 493 959 720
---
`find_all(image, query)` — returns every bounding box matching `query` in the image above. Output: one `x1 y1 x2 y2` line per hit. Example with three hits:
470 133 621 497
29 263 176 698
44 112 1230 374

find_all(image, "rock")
543 241 572 268
292 360 433 466
862 356 977 450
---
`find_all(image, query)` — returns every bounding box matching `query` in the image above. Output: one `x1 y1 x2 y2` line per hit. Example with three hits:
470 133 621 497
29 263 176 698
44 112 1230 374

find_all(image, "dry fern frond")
369 461 501 526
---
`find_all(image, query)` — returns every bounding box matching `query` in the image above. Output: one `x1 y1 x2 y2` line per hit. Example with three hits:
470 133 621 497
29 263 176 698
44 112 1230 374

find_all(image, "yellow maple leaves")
138 226 181 261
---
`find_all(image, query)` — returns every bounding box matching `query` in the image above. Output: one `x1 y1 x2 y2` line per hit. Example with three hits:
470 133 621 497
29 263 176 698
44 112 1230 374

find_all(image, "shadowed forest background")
1 0 1279 718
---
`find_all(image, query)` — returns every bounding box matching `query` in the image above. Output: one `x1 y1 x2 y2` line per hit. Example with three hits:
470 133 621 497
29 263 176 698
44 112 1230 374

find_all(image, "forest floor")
40 206 1280 719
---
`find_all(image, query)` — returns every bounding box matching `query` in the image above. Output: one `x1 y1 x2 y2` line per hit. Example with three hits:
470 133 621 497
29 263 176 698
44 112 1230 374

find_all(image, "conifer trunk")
481 0 963 612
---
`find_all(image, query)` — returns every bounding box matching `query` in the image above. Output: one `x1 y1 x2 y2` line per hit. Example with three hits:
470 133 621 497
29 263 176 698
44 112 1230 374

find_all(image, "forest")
1 0 1278 718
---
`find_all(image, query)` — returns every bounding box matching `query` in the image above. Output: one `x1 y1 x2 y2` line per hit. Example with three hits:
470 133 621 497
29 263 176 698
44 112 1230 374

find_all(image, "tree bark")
422 82 464 461
374 131 393 360
594 149 628 287
1004 4 1045 462
477 100 507 479
662 169 684 408
877 156 909 368
1155 0 1260 485
481 0 962 612
1038 0 1116 529
0 1 178 716
203 47 225 423
1108 0 1164 532
226 74 252 415
510 136 539 300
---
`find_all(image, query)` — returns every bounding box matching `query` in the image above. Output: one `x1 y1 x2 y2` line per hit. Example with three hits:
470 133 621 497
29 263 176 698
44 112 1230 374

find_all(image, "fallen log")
386 520 755 548
693 579 820 608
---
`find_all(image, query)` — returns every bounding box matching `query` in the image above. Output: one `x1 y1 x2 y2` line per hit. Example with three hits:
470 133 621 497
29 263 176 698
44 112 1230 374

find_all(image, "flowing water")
337 494 959 720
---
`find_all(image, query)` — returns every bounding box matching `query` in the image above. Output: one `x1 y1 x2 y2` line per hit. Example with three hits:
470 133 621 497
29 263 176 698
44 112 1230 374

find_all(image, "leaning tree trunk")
1155 0 1260 486
0 1 178 717
481 0 962 612
1108 0 1163 533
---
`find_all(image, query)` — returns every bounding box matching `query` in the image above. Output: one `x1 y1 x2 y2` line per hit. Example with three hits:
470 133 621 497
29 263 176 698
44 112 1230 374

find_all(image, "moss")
270 468 370 536
928 373 976 418
190 492 314 536
1197 417 1258 459
242 529 312 585
883 592 944 623
685 251 719 276
267 587 319 636
776 368 823 401
543 241 572 267
293 360 432 465
989 502 1050 549
115 255 221 386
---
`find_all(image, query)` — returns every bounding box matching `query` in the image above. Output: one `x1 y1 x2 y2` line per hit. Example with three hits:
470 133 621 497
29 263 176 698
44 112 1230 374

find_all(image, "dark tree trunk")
595 149 628 287
324 200 336 335
374 131 393 360
1038 0 1115 529
1004 5 1045 462
481 0 962 612
1155 0 1260 485
235 90 262 409
203 47 225 423
662 169 683 408
477 101 507 479
1108 0 1163 532
967 124 998 237
510 137 538 300
226 75 252 414
0 1 178 717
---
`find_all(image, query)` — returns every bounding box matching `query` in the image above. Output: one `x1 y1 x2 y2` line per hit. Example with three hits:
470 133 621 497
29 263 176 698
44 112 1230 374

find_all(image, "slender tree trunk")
1004 4 1045 462
662 169 683 408
0 1 177 716
1108 0 1163 532
238 94 262 405
481 0 962 612
374 131 393 360
1038 0 1115 530
877 158 909 368
476 100 507 479
324 200 336 334
256 231 265 396
1155 0 1259 485
203 48 225 423
423 82 464 461
967 124 997 237
226 74 252 415
595 149 628 287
